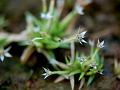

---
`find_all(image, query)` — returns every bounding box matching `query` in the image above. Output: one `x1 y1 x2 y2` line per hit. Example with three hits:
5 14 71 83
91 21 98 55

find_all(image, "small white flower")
97 39 104 48
42 67 51 79
88 40 95 47
41 13 53 20
76 31 87 44
75 5 84 15
0 47 12 62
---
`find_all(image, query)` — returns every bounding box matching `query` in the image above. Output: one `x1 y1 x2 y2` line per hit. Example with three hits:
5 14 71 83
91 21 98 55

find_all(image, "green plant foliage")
25 10 77 49
21 0 82 65
43 39 104 89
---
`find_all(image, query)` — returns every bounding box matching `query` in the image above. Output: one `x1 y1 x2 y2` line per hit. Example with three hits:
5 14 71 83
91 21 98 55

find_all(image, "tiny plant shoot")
21 0 86 65
42 31 104 90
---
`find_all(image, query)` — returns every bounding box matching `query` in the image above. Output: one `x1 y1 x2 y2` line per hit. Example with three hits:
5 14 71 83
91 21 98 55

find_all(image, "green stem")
91 48 99 59
51 71 68 75
70 41 75 64
42 0 47 13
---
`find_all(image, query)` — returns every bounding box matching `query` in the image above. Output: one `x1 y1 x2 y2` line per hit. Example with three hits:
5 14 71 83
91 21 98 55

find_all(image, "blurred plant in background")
0 0 92 64
0 16 8 29
114 59 120 79
20 0 89 66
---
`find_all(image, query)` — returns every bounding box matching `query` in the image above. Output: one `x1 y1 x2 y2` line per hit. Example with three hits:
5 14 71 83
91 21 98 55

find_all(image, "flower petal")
0 55 4 62
4 46 11 52
80 31 87 38
97 39 104 48
4 52 12 57
81 39 87 43
42 67 51 79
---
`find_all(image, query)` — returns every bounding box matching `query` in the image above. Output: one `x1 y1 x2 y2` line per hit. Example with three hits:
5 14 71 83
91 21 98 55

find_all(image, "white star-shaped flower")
76 31 87 44
42 67 51 79
0 47 12 62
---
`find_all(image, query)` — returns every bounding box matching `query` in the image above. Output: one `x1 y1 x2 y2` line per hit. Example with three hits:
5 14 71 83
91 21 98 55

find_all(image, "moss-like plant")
42 38 104 90
21 0 84 65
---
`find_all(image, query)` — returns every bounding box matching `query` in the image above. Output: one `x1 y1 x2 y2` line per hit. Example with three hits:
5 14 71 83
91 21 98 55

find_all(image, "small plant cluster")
0 0 82 62
0 0 104 90
42 31 104 90
20 0 87 65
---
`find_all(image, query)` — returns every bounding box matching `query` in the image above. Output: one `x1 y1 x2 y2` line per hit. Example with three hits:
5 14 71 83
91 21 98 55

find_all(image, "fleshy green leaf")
79 72 85 80
87 75 95 86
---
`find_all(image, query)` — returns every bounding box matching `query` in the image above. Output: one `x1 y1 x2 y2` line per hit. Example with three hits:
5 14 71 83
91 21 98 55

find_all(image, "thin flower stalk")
42 67 68 79
60 30 87 44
